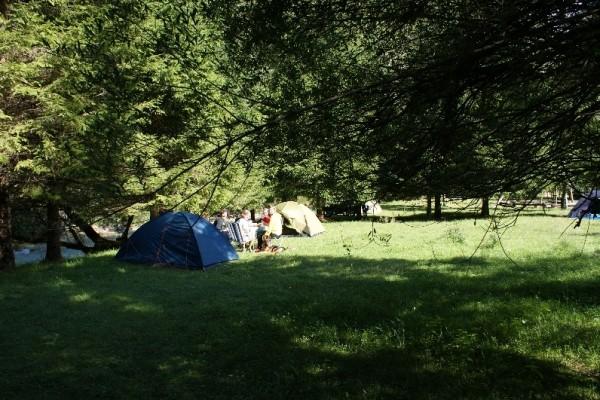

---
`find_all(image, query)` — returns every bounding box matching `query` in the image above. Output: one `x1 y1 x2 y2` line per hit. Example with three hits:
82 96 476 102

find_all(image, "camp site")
1 2 599 399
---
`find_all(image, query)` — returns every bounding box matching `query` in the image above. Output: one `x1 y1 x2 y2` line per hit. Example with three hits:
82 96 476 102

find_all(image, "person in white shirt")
236 209 256 243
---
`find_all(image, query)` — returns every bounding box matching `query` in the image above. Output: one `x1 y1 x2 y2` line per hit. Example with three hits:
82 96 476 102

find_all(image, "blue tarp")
116 212 238 270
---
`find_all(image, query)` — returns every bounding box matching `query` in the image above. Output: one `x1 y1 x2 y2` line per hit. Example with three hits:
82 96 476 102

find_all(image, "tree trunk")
434 193 442 221
426 194 432 217
62 207 120 252
560 185 568 209
314 196 326 221
45 201 63 263
66 224 90 253
150 207 160 220
355 204 363 220
119 215 134 241
0 188 15 270
63 207 103 243
0 0 9 18
481 197 490 217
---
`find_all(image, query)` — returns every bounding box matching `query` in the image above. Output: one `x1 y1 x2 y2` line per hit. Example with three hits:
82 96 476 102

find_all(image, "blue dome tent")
116 212 238 270
568 189 600 220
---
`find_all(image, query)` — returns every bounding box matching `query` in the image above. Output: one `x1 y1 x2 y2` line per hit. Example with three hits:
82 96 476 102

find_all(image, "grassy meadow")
1 208 599 399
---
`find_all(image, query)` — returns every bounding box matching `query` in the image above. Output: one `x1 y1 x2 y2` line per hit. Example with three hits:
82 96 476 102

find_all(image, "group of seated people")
212 205 282 251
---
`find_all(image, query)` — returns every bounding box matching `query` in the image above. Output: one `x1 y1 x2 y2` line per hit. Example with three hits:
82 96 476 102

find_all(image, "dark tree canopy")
213 0 600 198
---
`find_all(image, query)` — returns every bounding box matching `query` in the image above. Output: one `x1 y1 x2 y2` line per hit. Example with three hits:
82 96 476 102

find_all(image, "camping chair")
223 222 235 241
228 223 256 252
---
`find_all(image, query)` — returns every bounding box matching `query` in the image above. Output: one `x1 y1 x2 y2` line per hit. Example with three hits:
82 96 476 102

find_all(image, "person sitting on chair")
214 209 230 237
258 205 283 250
236 209 257 245
259 208 270 225
255 208 269 238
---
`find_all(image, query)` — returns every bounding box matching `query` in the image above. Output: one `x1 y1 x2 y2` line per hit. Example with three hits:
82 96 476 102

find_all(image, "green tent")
275 201 325 237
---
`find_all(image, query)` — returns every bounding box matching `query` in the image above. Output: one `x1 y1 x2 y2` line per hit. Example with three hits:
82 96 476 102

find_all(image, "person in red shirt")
255 207 270 248
259 208 270 225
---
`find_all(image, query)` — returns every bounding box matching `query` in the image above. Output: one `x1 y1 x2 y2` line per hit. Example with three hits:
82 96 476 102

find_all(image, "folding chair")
226 224 237 242
228 223 256 252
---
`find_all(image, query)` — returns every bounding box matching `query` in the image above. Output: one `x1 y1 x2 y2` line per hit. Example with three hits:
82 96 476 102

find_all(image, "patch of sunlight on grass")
46 277 74 288
384 275 408 282
64 259 84 269
106 294 162 313
270 313 294 329
109 294 133 303
294 334 311 346
305 363 333 376
460 300 498 312
70 292 93 303
123 303 161 313
270 256 302 269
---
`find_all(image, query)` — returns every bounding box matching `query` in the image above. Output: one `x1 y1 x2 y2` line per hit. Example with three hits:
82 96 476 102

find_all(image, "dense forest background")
1 0 599 268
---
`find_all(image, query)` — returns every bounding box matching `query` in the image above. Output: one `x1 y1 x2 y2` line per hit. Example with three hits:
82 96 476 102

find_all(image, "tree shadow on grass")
0 253 598 399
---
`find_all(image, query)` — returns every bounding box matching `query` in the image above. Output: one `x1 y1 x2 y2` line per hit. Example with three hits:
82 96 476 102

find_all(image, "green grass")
1 215 599 399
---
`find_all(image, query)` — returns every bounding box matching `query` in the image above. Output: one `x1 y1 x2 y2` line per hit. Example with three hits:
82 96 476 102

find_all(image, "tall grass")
1 214 599 399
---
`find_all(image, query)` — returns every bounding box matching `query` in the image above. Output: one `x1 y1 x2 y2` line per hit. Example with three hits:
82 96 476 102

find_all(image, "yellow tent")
275 201 325 237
